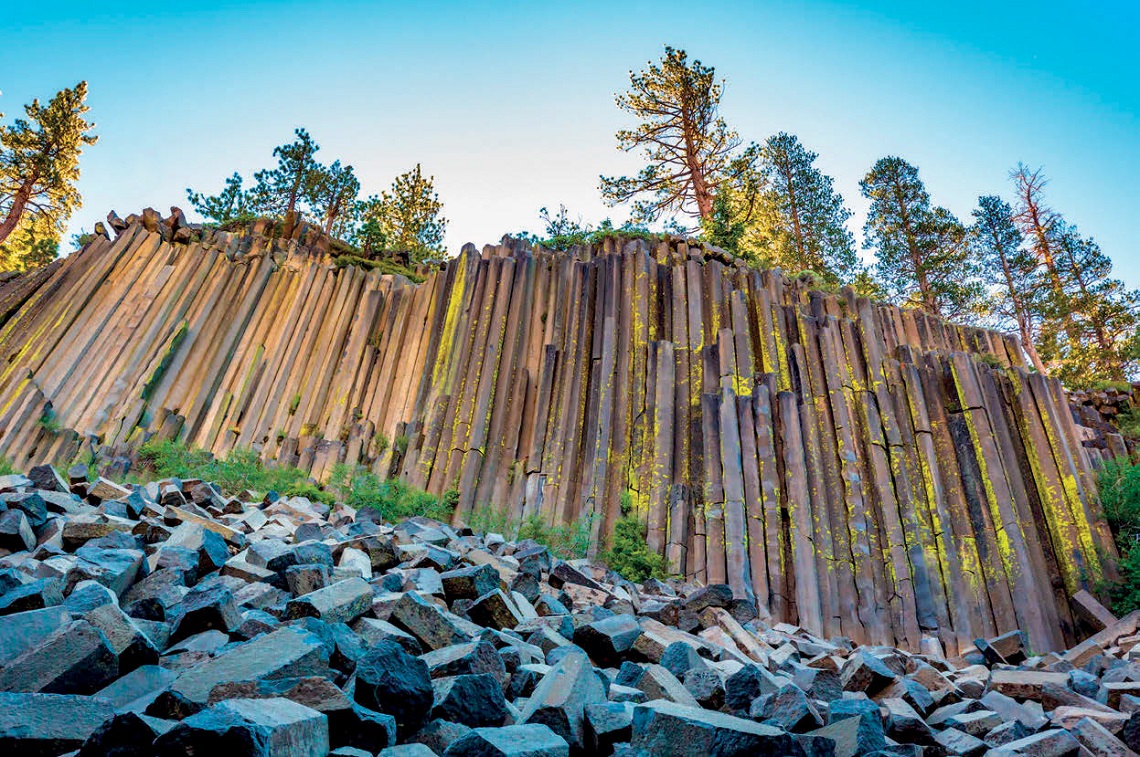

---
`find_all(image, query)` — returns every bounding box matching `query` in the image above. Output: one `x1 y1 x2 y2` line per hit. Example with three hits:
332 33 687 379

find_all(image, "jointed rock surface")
0 210 1120 657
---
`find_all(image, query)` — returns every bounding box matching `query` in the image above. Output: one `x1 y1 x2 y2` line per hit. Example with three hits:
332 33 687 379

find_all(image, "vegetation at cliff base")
1099 458 1140 615
134 440 458 521
603 515 667 582
468 505 595 561
136 440 329 501
329 463 455 522
602 491 667 582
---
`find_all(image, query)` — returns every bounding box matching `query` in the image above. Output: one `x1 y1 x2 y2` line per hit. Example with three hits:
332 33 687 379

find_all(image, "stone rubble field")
1 465 1139 756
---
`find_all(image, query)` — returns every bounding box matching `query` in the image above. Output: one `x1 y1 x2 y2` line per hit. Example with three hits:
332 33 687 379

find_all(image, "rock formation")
0 209 1118 655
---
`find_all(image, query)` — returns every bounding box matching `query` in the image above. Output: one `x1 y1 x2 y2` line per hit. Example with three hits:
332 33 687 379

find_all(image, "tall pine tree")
970 195 1046 373
248 128 321 218
860 157 983 322
0 81 98 270
355 164 447 263
600 46 745 225
1010 166 1140 383
751 132 858 284
187 129 323 224
1042 223 1140 382
305 160 360 237
185 173 254 225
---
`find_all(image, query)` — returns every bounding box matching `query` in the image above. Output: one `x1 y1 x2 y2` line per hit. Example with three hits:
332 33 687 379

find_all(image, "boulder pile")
1 465 1139 756
1069 383 1139 459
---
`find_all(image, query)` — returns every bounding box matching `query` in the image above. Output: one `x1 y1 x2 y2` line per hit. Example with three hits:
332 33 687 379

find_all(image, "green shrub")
467 505 594 560
330 463 453 522
393 434 410 456
1086 380 1135 393
518 514 595 561
792 270 843 294
524 208 667 252
1101 458 1140 544
282 481 335 505
136 439 214 479
0 458 16 476
619 489 634 516
469 504 512 537
603 515 667 583
374 433 390 455
136 440 316 496
1109 547 1140 617
1099 458 1140 614
977 353 1004 369
1114 408 1140 439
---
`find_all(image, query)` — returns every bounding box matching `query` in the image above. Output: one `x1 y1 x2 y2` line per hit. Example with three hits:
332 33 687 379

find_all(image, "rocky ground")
0 466 1139 756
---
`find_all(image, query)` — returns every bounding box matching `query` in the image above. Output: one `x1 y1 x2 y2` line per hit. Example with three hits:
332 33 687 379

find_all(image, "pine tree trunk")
994 239 1047 376
0 181 34 248
782 161 808 268
1017 317 1048 375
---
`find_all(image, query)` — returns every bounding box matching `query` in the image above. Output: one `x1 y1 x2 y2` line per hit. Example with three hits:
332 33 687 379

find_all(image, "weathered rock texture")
1068 384 1139 461
0 210 1118 654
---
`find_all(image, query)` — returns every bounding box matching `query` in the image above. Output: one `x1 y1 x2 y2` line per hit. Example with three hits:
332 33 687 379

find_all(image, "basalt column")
0 212 1116 655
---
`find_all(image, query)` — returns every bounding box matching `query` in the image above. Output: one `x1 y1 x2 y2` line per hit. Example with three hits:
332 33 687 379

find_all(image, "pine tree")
305 160 360 236
0 81 98 269
699 143 770 262
600 46 744 225
702 193 746 253
970 195 1047 373
248 128 321 218
752 132 857 284
185 173 255 225
1010 165 1065 301
186 129 324 225
1042 223 1140 382
860 157 983 322
0 213 60 272
1009 166 1140 383
356 164 447 263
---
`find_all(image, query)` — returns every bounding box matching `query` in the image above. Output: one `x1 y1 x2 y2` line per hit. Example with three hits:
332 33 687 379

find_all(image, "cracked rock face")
0 466 1138 756
0 211 1120 663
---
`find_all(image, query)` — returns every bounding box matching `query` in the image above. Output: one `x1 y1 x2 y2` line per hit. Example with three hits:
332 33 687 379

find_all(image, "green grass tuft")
977 353 1004 369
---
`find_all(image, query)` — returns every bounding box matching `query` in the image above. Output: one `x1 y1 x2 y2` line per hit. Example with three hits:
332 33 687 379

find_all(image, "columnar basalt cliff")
0 210 1118 655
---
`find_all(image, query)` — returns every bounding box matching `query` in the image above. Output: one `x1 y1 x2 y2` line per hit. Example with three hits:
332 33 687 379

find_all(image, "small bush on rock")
604 515 667 583
330 463 453 522
467 505 594 560
136 440 318 496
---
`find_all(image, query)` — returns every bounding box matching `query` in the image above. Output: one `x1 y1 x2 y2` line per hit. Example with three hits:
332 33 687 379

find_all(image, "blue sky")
2 0 1137 286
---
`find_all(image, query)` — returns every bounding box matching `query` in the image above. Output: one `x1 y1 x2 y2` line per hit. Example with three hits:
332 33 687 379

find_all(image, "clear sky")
2 0 1137 286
